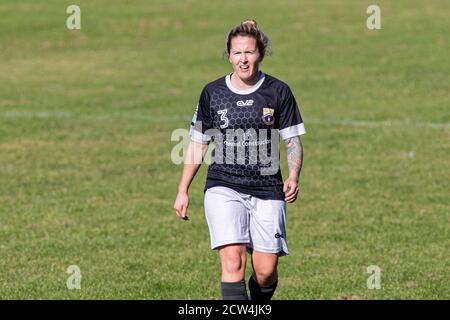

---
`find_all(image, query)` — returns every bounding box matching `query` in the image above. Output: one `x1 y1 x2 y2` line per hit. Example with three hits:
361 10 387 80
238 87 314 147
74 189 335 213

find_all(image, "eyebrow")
231 49 256 53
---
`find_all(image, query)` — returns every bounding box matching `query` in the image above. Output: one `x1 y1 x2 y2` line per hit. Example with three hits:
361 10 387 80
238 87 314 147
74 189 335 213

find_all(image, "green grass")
0 0 449 299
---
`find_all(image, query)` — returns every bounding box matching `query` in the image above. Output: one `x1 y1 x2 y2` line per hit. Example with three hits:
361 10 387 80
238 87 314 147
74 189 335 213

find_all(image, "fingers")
180 204 189 220
174 193 190 221
284 186 297 198
284 182 299 203
174 204 189 221
285 193 297 203
284 182 298 198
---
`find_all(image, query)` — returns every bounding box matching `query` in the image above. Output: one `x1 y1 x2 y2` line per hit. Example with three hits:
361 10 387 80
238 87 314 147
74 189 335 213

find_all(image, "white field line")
1 111 449 129
306 119 450 129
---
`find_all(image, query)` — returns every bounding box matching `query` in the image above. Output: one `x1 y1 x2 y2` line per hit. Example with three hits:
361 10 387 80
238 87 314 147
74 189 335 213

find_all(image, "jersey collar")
225 72 265 95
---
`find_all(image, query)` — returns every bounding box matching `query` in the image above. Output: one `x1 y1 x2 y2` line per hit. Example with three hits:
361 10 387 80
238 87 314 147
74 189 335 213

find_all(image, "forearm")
284 136 303 182
177 140 209 193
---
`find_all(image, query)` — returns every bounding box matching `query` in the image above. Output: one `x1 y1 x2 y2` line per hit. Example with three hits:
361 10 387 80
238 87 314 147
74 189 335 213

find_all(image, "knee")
223 255 245 274
220 246 247 279
254 268 277 286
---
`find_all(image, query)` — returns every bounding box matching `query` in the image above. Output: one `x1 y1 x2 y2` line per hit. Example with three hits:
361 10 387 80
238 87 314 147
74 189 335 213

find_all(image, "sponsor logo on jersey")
262 107 275 125
237 99 254 106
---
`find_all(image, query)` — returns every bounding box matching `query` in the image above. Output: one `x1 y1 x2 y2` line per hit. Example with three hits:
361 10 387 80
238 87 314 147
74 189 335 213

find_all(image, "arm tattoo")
285 136 303 181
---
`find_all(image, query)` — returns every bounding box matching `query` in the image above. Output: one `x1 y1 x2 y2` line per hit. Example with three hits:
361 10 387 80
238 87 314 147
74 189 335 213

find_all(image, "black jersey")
189 72 306 200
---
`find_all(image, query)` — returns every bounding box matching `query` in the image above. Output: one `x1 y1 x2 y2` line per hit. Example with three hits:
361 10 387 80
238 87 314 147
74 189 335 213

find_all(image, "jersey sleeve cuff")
279 123 306 140
189 127 210 144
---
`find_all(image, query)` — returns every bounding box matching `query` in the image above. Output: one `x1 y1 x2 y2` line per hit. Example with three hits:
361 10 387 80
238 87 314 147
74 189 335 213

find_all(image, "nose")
239 53 248 63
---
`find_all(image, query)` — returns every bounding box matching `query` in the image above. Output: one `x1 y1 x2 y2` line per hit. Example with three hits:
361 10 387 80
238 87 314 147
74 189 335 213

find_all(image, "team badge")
262 108 275 125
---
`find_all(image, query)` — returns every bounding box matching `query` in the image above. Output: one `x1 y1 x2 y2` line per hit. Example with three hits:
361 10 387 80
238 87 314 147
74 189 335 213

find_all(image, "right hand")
173 191 190 220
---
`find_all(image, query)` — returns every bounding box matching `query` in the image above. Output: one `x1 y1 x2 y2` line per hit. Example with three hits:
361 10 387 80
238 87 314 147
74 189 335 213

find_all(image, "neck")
231 71 261 90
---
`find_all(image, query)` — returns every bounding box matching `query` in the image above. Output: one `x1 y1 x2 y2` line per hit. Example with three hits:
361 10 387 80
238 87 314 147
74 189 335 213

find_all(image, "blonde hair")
225 20 271 60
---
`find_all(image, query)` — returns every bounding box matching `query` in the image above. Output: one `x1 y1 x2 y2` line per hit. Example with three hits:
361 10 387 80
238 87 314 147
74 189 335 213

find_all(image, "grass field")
0 0 449 299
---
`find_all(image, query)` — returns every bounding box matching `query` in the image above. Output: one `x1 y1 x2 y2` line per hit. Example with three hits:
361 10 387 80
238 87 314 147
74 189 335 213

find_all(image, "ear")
257 50 263 63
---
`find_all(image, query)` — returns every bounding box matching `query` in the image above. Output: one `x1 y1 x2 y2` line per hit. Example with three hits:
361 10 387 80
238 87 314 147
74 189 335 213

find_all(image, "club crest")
262 107 275 125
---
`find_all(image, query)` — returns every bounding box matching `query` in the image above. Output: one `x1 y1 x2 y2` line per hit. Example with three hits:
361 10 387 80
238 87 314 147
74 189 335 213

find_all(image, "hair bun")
241 19 257 27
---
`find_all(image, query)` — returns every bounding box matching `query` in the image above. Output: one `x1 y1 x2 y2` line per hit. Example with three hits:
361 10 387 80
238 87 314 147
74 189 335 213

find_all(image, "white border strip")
189 127 210 144
279 123 306 140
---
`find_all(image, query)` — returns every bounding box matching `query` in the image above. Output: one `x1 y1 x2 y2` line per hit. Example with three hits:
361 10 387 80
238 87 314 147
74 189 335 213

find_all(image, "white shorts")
204 186 289 256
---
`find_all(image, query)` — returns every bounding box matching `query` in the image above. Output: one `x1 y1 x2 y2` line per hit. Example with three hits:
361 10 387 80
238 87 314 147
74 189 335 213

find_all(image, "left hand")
283 178 299 203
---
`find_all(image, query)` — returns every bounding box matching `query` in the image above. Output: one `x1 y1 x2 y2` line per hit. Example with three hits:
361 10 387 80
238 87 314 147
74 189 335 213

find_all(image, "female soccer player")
174 20 305 300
